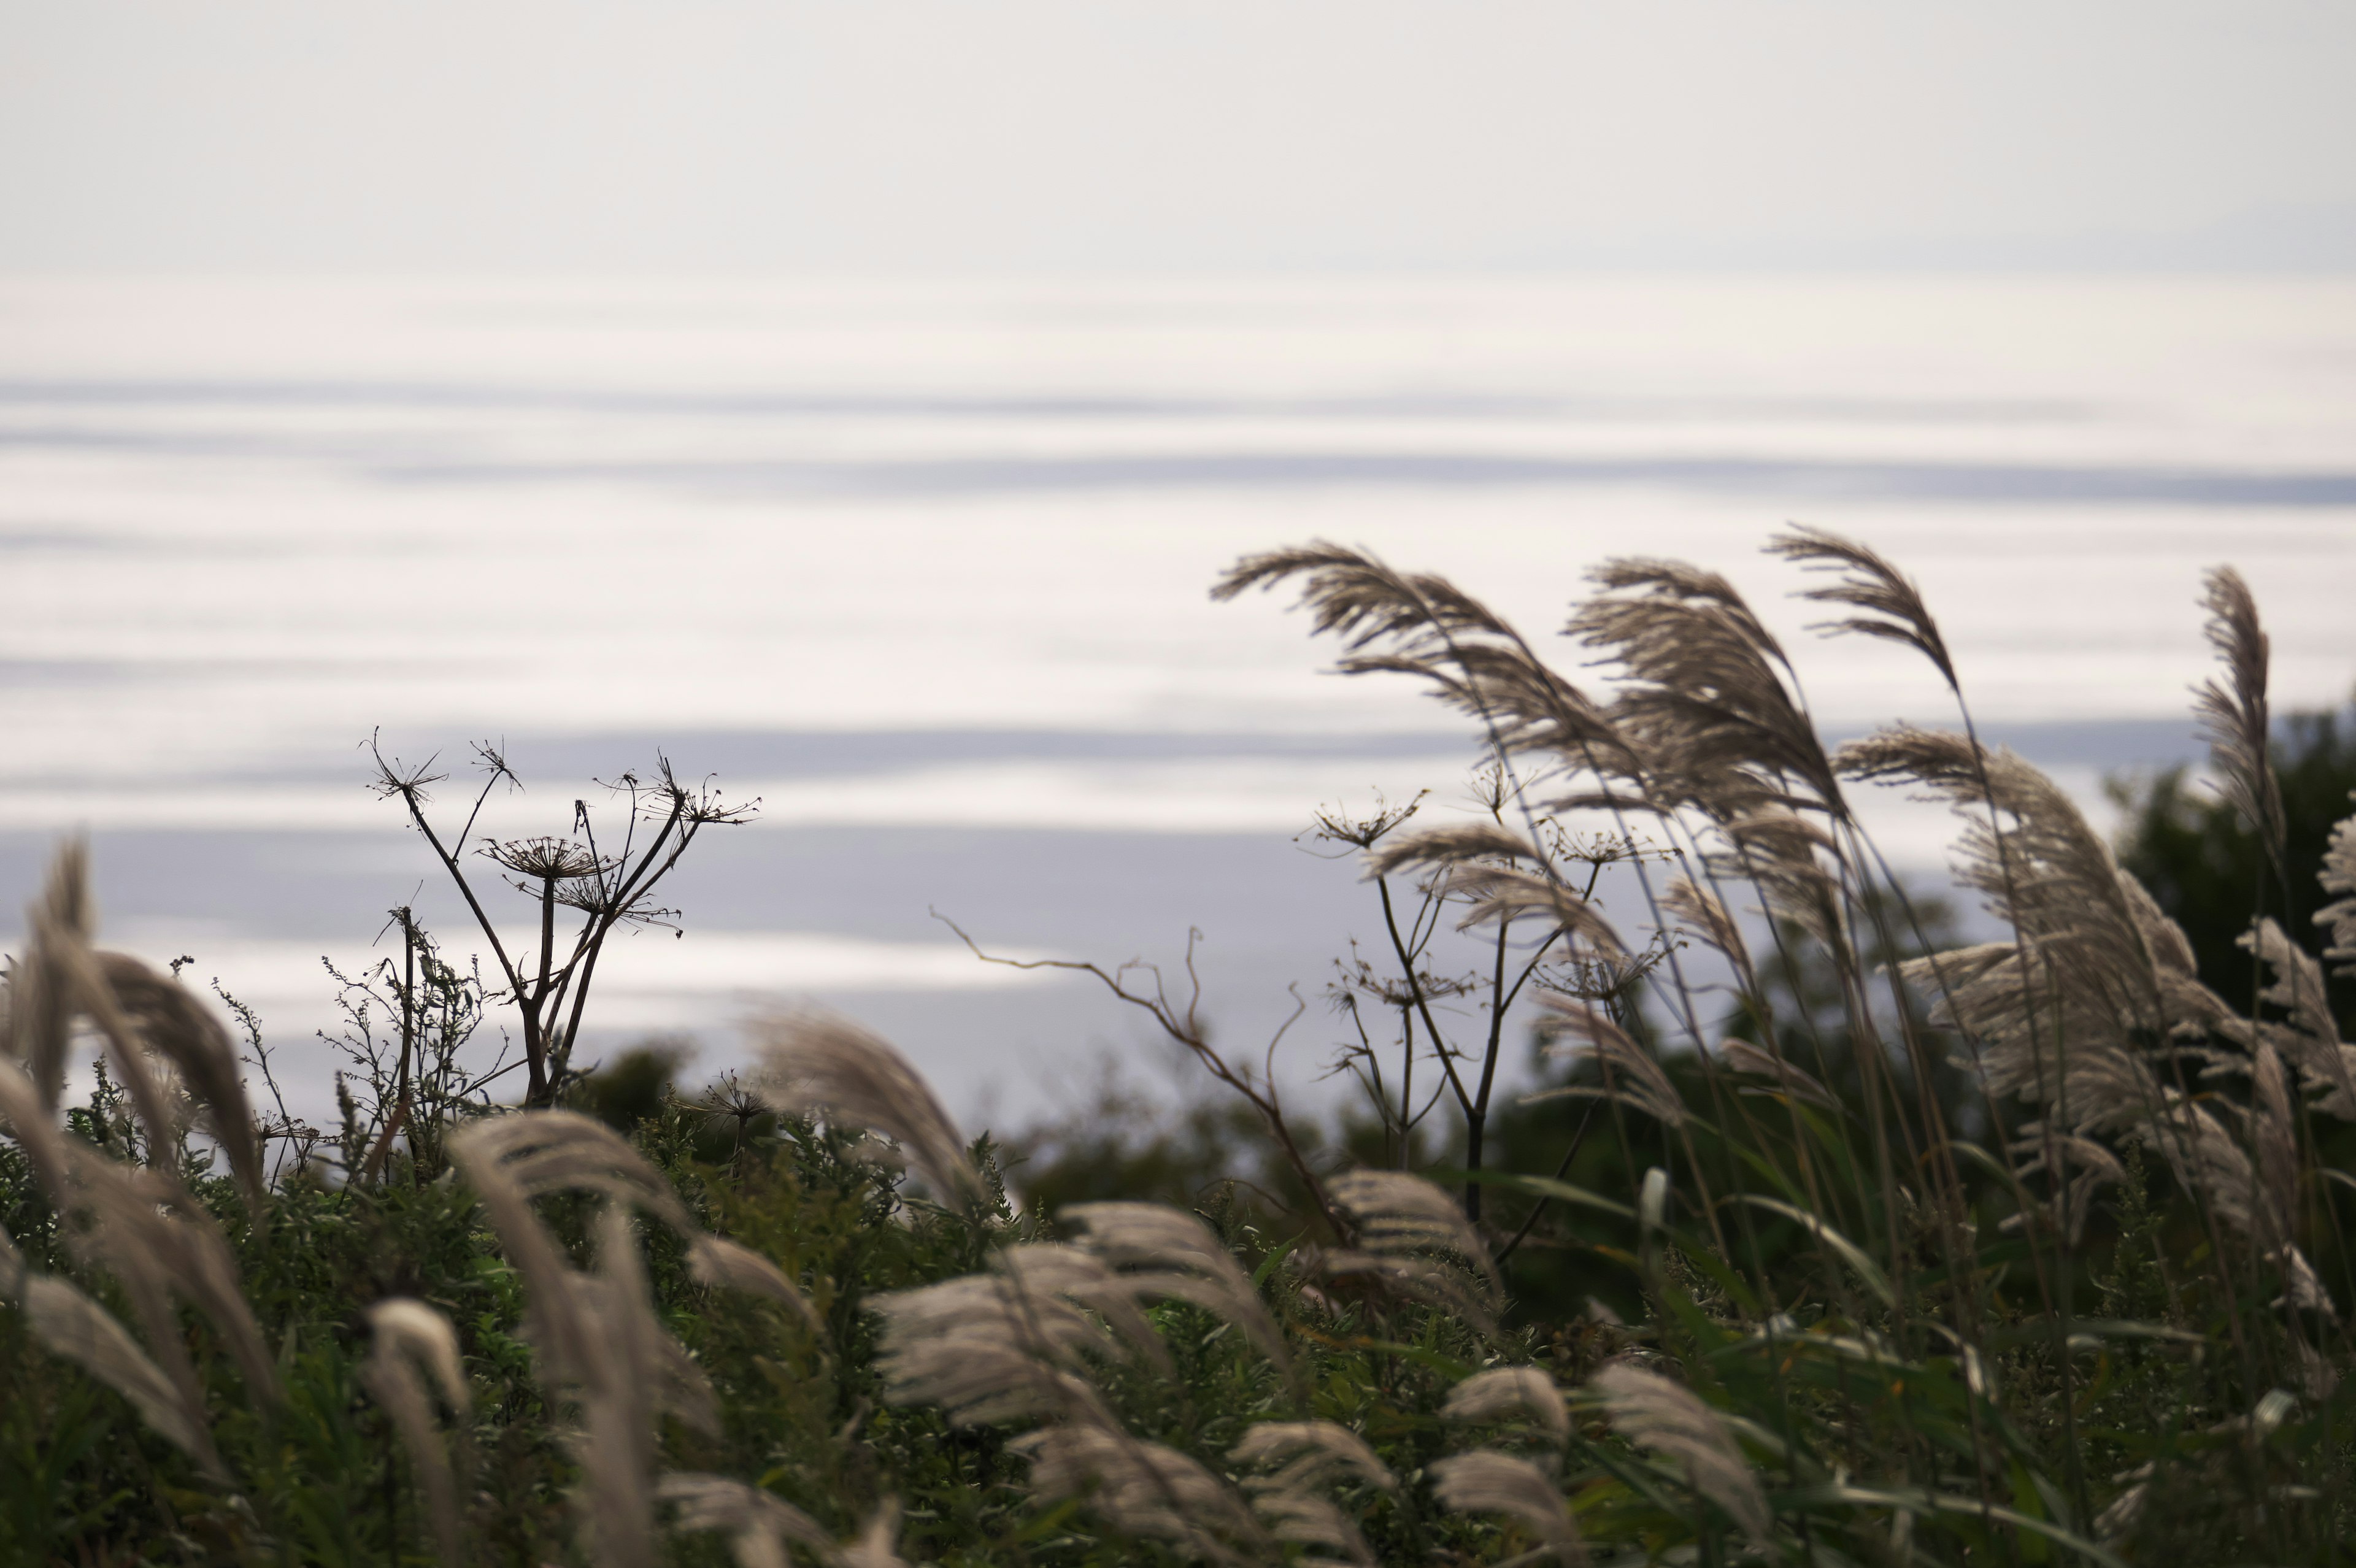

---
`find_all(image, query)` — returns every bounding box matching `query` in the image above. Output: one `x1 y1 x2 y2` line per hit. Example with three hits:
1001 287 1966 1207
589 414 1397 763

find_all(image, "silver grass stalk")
1592 1361 1769 1545
18 1270 225 1477
750 1011 981 1202
1327 1169 1501 1303
1230 1422 1393 1568
1527 1001 1688 1128
1661 875 1752 975
2193 566 2285 867
62 1143 281 1402
688 1235 822 1332
1429 1450 1583 1561
1214 542 1637 782
9 842 89 1107
1012 1425 1267 1565
1230 1420 1395 1494
656 1474 831 1568
361 1297 471 1566
1058 1201 1288 1370
1766 524 1958 690
2318 807 2356 974
2233 918 2356 1116
455 1109 697 1231
1442 1367 1571 1443
0 1057 71 1204
1845 728 2186 1133
1569 558 1838 818
93 951 266 1206
871 1261 1123 1426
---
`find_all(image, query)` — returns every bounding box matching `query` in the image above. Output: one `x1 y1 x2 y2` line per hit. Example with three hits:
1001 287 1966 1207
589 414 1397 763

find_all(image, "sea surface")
2 276 2352 1126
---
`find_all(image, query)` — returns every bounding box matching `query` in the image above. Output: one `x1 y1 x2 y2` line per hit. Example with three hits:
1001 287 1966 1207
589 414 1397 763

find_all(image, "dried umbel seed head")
483 836 610 882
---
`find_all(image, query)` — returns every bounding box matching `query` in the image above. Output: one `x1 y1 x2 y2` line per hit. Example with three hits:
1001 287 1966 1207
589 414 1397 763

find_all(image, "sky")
2 1 2354 275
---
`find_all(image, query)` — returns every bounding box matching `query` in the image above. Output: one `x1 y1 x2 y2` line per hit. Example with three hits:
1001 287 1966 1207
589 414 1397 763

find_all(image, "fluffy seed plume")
870 1257 1122 1427
1230 1420 1396 1493
1215 541 1636 783
1528 1002 1688 1128
1768 523 1957 689
361 1298 472 1566
1328 1169 1501 1306
2193 566 2285 866
1662 875 1752 976
2318 805 2356 975
1570 556 1839 819
18 1271 225 1475
752 1011 980 1202
688 1235 822 1332
1430 1450 1583 1561
1060 1201 1288 1370
1593 1361 1769 1544
93 951 266 1206
1014 1425 1267 1564
2235 918 2356 1116
1444 1366 1571 1443
1231 1421 1394 1568
657 1474 831 1568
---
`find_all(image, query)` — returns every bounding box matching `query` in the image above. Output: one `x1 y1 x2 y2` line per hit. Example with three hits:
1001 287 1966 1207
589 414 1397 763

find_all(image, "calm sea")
2 276 2352 1121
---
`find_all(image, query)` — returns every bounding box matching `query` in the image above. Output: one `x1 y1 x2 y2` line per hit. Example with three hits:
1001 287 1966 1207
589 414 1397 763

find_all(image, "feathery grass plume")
1214 542 1637 784
1429 1450 1582 1562
1528 1001 1688 1128
1842 727 2178 1131
1230 1420 1396 1494
455 1107 696 1229
688 1234 823 1332
870 1262 1120 1427
656 1474 831 1568
361 1297 472 1566
17 1270 226 1477
2318 805 2356 973
752 1010 980 1203
1059 1201 1288 1370
0 1056 71 1202
574 1202 665 1568
8 841 90 1107
1326 1168 1502 1305
1442 1367 1571 1443
836 1502 916 1568
448 1116 733 1566
2006 1131 2125 1243
1591 1361 1769 1545
2232 918 2356 1116
2128 1093 2331 1313
1231 1422 1395 1568
93 951 268 1205
1714 807 1847 948
1363 822 1622 951
1568 557 1838 818
2193 566 2286 867
1715 1037 1839 1112
1768 523 1958 690
63 1143 281 1401
1661 875 1752 974
1012 1424 1269 1565
28 850 182 1164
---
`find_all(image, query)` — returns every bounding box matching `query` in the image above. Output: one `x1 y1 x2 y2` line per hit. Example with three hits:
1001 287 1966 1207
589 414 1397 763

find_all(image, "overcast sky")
2 1 2353 274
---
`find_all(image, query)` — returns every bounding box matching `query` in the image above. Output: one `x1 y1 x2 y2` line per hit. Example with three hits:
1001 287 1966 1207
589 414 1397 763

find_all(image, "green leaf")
1733 1194 1897 1310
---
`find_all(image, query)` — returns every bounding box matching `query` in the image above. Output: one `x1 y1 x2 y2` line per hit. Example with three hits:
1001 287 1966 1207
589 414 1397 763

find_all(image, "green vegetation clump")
3 528 2355 1566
